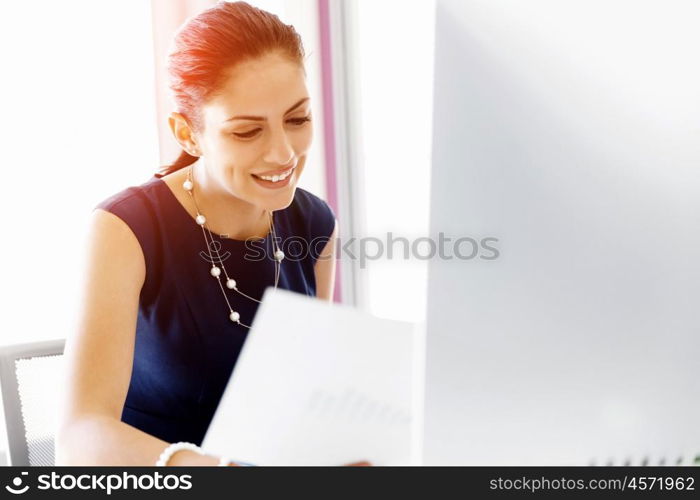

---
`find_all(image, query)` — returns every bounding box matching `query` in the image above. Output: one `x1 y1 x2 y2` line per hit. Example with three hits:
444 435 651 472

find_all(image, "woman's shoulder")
94 175 160 214
91 175 166 301
92 176 165 262
288 186 337 238
291 186 333 213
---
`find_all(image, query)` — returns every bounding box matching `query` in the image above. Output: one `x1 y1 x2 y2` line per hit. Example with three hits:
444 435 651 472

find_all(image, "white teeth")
258 168 293 182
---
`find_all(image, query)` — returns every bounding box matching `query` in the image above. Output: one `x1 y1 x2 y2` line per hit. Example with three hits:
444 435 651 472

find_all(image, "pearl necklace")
182 164 285 329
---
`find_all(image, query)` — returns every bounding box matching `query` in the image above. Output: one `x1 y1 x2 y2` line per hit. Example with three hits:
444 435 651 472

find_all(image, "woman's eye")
232 116 311 139
288 116 312 126
233 129 261 139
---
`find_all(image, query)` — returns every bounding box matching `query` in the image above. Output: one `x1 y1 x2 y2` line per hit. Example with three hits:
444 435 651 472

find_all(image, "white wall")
0 0 160 349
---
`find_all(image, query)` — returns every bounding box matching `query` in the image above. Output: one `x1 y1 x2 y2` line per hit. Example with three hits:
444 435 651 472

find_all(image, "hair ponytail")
155 150 199 178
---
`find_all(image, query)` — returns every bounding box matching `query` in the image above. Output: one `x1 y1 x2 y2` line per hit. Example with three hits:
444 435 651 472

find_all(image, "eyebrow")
224 97 310 122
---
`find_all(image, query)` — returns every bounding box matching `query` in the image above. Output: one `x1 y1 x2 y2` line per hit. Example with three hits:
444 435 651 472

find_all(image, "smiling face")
193 51 313 211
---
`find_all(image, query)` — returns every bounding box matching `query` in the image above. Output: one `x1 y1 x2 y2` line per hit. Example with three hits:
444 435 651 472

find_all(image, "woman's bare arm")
314 220 338 301
56 208 222 466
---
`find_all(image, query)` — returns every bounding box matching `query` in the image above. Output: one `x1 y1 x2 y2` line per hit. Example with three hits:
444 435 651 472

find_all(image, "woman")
57 1 363 466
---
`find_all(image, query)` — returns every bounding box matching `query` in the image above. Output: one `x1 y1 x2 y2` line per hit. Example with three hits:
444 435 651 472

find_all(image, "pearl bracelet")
155 442 206 466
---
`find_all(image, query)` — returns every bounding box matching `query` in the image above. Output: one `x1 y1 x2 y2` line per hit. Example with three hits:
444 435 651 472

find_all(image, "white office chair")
0 339 65 466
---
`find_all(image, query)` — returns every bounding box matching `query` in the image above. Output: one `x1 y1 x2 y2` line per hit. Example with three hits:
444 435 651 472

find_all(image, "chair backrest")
0 339 65 466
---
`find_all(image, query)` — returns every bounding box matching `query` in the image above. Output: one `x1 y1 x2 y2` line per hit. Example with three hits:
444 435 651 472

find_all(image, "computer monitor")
423 0 700 465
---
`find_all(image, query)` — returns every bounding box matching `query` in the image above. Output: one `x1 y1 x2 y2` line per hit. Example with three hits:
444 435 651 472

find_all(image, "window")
340 0 436 321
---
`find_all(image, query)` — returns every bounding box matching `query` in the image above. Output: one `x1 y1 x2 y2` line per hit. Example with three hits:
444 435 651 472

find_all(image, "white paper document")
202 287 420 466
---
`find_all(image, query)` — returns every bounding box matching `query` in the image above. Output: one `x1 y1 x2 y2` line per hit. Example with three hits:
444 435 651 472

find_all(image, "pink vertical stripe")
318 0 343 303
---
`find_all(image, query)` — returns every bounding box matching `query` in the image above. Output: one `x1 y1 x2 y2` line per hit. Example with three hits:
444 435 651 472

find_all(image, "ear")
168 112 202 156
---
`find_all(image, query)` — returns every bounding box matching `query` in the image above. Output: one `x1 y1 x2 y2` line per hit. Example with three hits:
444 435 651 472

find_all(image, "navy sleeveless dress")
94 173 336 446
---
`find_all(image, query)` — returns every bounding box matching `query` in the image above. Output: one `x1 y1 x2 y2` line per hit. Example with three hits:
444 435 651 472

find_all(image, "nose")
263 124 295 166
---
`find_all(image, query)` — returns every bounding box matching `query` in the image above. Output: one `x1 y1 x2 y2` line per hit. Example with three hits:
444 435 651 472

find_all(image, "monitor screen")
423 0 700 466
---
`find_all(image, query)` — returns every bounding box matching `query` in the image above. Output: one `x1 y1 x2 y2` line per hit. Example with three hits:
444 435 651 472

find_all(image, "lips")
252 165 296 178
251 166 295 189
